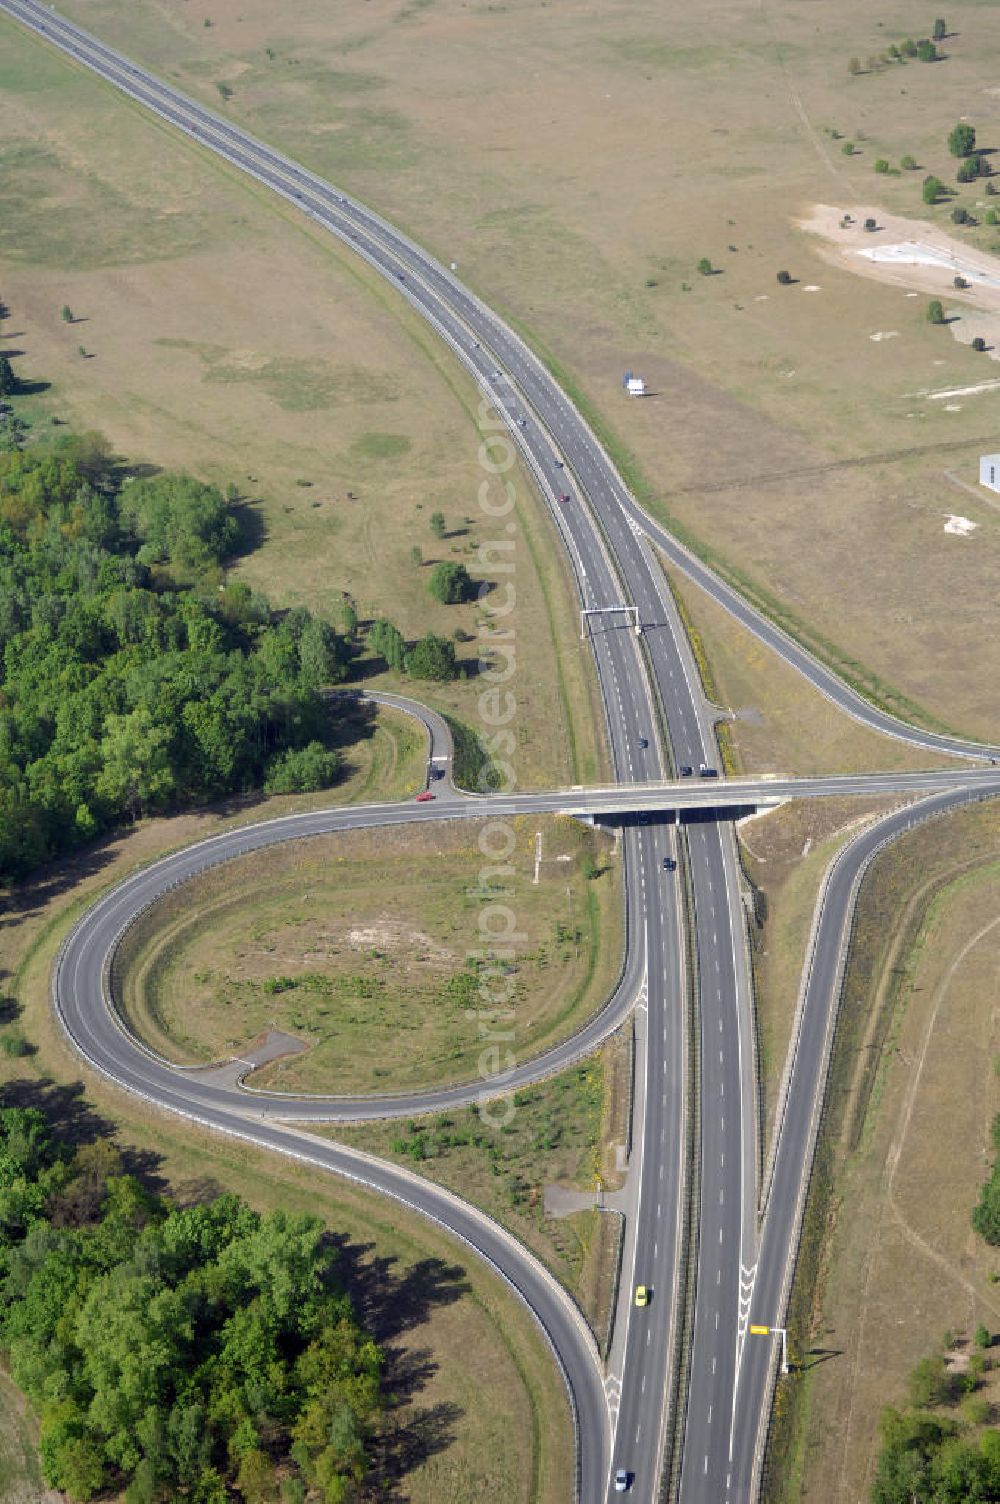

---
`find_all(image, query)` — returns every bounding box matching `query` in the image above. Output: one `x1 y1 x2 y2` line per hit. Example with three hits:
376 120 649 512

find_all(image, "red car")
559 493 571 503
415 790 435 802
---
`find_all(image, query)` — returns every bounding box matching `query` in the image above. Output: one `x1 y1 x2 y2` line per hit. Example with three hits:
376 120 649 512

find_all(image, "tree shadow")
322 1234 471 1493
0 838 120 924
14 378 51 395
0 1077 168 1193
226 498 268 561
0 992 22 1026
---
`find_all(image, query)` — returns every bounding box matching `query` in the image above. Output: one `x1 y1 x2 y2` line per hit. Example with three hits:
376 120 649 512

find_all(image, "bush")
927 299 945 324
0 1030 29 1057
907 1355 956 1408
916 38 938 62
933 18 946 41
263 741 339 793
901 154 918 170
848 56 861 75
429 510 446 538
697 257 713 276
954 275 969 289
958 159 979 183
428 560 474 604
842 141 855 156
987 208 1000 225
952 206 970 224
874 158 890 174
972 336 987 352
949 122 977 158
776 270 792 285
922 174 945 204
975 1323 992 1350
405 633 458 681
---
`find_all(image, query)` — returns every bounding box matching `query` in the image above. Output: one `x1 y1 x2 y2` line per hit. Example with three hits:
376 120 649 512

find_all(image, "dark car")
637 737 649 750
553 458 564 468
699 764 719 778
679 765 693 777
662 857 676 871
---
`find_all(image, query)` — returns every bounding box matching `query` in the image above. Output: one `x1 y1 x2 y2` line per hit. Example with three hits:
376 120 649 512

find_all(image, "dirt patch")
801 203 1000 309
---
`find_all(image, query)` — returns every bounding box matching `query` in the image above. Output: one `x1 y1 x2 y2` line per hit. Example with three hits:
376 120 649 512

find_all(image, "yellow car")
634 1285 649 1308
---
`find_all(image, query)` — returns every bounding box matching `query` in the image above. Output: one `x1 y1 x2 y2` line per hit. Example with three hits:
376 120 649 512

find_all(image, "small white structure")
980 454 1000 492
625 376 646 397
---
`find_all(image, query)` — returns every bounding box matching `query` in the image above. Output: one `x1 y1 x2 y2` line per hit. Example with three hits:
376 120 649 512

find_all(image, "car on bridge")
662 857 676 872
699 763 719 778
634 1284 650 1306
679 764 693 777
415 791 435 802
614 1468 632 1492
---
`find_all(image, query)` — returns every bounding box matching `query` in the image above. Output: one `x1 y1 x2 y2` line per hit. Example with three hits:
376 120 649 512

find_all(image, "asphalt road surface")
4 3 999 1500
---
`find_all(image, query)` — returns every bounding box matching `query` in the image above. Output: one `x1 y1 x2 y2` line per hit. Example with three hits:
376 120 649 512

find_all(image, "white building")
980 454 1000 492
625 376 646 397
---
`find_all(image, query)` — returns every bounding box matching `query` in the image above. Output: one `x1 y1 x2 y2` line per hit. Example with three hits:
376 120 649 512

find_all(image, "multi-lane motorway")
4 2 999 1500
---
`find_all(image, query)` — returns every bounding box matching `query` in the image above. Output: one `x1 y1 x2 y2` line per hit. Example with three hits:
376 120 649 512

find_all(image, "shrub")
954 275 969 289
922 174 945 204
902 37 918 57
874 158 890 174
952 206 970 224
0 1030 29 1057
697 257 713 276
949 122 976 158
429 510 446 538
60 304 73 323
972 336 987 352
264 741 339 794
975 1323 992 1350
986 208 1000 225
428 560 474 604
916 38 938 62
776 270 792 285
933 18 946 41
907 1355 956 1408
927 299 945 324
848 56 861 76
842 141 855 156
901 154 918 170
405 633 458 681
957 159 979 183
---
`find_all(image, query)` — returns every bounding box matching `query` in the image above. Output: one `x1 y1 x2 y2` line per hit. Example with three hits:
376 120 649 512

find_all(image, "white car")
614 1468 630 1493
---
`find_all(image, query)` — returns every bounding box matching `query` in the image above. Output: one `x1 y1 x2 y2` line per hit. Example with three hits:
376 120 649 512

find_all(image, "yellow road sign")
749 1325 770 1336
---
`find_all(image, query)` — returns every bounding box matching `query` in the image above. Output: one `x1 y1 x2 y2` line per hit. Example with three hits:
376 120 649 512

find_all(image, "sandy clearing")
943 514 978 535
800 204 1000 310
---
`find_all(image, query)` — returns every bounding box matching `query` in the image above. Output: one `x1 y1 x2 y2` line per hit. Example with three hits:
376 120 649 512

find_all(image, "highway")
3 3 999 1501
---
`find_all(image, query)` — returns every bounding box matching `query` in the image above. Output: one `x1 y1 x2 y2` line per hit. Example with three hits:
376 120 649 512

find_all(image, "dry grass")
0 735 574 1504
0 14 605 792
766 799 1000 1504
739 796 919 1163
0 1372 58 1504
116 816 624 1095
667 568 963 777
41 0 1000 738
323 1024 633 1344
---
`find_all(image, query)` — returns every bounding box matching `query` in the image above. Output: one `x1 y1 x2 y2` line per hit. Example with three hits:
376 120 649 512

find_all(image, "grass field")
116 815 623 1095
0 790 578 1504
0 13 605 793
667 568 961 777
763 798 1000 1503
738 795 918 1163
42 0 1000 739
326 1023 633 1346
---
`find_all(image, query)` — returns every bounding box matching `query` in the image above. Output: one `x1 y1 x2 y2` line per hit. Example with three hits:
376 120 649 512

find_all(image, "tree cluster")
367 618 458 681
0 1106 384 1502
0 436 350 882
872 1407 1000 1503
